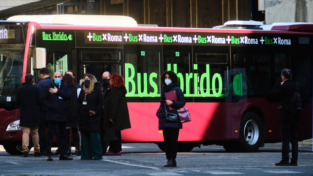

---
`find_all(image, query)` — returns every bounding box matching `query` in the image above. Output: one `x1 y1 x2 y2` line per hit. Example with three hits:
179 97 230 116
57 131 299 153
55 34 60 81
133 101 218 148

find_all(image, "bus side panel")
122 102 233 142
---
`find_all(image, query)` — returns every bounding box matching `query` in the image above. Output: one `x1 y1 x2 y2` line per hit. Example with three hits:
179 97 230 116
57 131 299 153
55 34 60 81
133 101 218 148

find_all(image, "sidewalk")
299 138 312 146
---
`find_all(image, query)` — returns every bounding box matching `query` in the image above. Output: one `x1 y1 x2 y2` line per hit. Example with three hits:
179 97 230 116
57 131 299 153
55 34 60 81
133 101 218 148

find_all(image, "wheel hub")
243 119 259 145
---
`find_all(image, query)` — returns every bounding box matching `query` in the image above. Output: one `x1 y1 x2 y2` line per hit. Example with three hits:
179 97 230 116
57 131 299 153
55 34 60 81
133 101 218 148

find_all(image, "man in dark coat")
100 71 111 154
41 72 72 161
65 70 81 88
16 74 41 157
270 68 309 166
36 68 53 154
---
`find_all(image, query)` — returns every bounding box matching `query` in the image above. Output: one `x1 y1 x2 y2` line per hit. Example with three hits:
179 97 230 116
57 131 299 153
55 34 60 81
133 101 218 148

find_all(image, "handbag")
164 104 178 122
177 108 191 123
103 121 118 141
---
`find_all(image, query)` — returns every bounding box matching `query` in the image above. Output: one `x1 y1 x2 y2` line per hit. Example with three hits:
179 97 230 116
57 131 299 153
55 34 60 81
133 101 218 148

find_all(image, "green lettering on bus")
124 63 243 98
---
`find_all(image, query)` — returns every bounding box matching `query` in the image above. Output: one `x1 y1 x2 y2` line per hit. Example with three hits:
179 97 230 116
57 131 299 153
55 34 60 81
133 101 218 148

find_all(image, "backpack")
289 82 302 117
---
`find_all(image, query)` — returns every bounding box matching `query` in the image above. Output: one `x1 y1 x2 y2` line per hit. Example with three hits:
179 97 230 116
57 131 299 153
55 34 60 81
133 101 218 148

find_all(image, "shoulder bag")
164 104 178 122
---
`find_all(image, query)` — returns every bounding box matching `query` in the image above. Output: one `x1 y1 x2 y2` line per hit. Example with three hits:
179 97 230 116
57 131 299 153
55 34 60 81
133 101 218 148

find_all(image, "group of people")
16 67 306 167
16 68 131 161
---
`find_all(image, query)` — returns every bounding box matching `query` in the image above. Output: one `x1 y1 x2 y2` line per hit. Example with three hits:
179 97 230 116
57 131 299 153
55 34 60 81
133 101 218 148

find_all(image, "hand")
165 100 173 106
281 82 284 85
49 88 58 94
89 110 96 116
109 119 113 122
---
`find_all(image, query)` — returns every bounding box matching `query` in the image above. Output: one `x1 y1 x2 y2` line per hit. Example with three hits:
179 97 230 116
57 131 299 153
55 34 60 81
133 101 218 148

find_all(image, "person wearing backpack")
270 68 308 166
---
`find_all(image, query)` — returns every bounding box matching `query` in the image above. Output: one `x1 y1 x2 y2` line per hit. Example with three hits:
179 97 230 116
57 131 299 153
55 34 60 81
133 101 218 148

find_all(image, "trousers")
22 127 39 152
281 121 300 161
163 128 179 160
46 121 67 155
81 131 102 160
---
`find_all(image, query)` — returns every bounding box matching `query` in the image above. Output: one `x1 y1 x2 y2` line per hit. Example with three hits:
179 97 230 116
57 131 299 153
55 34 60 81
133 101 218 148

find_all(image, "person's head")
110 73 125 88
53 72 62 85
65 70 75 78
161 71 178 86
83 74 97 94
281 68 292 82
102 71 111 79
39 68 49 80
25 73 33 83
63 74 76 87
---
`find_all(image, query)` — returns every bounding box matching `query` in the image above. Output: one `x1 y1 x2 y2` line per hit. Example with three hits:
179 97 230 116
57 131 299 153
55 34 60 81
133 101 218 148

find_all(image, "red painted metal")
272 24 313 32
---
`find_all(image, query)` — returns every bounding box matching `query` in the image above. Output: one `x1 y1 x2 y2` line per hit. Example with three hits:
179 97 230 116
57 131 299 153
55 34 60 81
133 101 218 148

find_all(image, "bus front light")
6 120 22 131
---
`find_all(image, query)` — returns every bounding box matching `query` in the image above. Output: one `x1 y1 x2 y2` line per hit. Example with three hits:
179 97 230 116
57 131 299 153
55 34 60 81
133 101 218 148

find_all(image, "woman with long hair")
62 74 80 156
77 74 104 160
103 73 131 155
156 71 186 167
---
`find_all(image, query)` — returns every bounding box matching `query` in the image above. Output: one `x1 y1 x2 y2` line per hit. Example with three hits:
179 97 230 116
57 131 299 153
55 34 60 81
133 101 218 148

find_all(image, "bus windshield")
0 44 24 110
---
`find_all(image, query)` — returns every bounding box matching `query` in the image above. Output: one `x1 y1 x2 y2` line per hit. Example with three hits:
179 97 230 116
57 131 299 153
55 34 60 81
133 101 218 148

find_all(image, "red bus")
0 15 312 155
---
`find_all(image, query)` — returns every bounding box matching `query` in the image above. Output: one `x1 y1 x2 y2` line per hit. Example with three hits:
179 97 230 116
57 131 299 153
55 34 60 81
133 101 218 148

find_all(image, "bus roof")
6 15 138 27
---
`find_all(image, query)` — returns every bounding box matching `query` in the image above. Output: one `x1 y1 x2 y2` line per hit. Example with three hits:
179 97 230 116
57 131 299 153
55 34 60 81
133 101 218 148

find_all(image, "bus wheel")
3 143 22 155
239 112 264 152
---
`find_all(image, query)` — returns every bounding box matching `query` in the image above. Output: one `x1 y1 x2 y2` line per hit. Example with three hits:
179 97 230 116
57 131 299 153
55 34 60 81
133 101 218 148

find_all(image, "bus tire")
157 142 194 152
239 112 264 152
3 142 22 155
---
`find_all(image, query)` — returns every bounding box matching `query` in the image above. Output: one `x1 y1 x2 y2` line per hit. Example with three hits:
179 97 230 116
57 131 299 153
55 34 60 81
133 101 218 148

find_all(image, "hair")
63 74 76 87
110 73 125 88
83 74 97 94
25 73 33 83
66 70 74 76
281 68 292 79
40 68 49 75
161 71 178 85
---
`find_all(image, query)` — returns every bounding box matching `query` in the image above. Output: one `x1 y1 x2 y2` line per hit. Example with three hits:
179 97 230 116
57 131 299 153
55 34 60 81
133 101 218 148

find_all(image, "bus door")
77 48 122 82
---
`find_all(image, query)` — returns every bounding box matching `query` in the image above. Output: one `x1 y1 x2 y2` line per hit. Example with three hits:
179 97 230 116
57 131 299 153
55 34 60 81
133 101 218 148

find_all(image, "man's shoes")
164 159 177 167
16 146 23 153
34 152 41 157
59 154 73 160
22 152 28 157
290 159 298 166
275 160 289 166
46 154 53 161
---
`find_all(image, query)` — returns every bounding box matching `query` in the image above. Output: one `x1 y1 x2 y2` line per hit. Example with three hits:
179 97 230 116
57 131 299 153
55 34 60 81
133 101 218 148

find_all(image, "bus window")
0 45 24 110
193 46 230 102
124 45 162 101
274 54 291 85
233 53 271 97
294 55 311 96
46 52 69 77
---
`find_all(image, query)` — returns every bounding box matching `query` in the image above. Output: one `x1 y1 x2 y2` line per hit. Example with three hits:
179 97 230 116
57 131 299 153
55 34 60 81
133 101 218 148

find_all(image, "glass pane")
81 50 120 61
124 45 161 99
0 45 24 109
55 53 68 75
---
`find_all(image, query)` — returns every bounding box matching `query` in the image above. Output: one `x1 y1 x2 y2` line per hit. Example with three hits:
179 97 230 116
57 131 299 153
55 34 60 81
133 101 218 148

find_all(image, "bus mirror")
35 47 46 69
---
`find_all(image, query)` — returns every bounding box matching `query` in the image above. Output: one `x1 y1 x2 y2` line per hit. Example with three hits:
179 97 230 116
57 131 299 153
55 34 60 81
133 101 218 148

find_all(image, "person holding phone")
78 74 104 160
156 71 186 167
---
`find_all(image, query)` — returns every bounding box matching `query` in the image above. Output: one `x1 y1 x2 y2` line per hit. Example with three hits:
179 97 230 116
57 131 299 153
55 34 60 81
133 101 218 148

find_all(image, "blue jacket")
156 83 186 129
37 77 52 111
40 80 71 122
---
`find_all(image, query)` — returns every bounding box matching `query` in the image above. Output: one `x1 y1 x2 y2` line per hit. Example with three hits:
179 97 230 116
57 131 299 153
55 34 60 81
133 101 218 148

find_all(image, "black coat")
37 77 52 111
78 82 104 132
66 85 79 127
156 83 186 130
41 81 71 122
16 83 40 127
103 86 131 131
270 79 309 122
